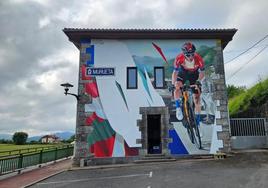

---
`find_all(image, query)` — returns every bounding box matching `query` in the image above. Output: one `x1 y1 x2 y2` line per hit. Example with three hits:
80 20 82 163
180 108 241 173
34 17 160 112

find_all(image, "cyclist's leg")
189 70 201 126
193 93 201 126
174 70 184 121
174 80 183 120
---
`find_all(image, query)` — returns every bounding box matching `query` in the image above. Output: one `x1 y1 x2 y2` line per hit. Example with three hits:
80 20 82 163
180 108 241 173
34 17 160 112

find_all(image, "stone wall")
73 42 94 166
137 107 172 156
213 40 231 153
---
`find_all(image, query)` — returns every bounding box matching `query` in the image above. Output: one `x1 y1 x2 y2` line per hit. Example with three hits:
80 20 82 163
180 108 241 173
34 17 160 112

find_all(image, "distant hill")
27 131 75 142
229 78 268 117
0 134 12 140
132 46 217 79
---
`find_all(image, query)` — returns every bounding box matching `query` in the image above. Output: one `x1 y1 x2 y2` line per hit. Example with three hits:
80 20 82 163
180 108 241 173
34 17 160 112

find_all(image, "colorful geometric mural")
84 39 223 156
82 67 138 157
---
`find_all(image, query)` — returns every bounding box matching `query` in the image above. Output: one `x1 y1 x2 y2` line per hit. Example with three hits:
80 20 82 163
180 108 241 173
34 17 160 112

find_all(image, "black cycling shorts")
176 68 200 94
177 68 199 85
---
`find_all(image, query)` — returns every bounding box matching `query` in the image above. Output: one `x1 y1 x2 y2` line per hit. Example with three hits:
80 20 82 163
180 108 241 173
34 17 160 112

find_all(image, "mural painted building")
63 28 237 165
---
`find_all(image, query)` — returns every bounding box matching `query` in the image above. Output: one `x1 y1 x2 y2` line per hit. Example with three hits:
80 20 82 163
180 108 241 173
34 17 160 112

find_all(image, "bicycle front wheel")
189 104 202 149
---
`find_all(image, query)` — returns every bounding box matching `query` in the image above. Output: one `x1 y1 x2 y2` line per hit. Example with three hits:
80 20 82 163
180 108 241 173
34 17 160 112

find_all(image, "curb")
23 169 66 188
69 157 217 171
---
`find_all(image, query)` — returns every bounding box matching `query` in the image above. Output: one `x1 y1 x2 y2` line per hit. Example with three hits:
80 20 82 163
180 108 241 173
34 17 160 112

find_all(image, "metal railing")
0 145 73 175
230 118 267 136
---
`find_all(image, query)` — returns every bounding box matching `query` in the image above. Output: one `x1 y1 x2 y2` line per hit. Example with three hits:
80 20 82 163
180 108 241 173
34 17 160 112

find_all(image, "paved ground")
0 159 72 188
28 151 268 188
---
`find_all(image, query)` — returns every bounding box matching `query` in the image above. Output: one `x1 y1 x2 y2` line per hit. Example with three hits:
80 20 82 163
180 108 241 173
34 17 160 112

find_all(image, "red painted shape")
81 65 92 80
85 112 105 126
93 135 116 157
84 82 99 98
90 144 94 153
152 42 169 64
124 141 139 156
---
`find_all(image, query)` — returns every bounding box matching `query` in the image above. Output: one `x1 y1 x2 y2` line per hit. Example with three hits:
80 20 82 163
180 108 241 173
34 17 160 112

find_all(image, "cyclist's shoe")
176 107 183 121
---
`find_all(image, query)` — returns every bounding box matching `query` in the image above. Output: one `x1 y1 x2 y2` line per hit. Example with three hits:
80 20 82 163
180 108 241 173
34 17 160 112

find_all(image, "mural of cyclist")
172 42 205 124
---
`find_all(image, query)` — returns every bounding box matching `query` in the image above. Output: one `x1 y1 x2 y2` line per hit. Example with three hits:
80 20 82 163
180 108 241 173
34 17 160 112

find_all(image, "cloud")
39 17 50 28
0 0 267 135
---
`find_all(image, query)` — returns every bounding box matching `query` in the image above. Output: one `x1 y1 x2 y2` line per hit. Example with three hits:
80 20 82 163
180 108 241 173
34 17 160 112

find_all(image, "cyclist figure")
172 42 205 124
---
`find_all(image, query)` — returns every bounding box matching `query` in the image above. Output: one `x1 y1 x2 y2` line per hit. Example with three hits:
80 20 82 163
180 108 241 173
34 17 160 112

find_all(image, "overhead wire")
227 44 268 81
225 34 268 64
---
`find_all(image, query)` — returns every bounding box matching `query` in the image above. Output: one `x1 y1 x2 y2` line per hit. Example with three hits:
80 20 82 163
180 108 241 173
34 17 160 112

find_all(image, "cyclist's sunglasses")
185 53 194 58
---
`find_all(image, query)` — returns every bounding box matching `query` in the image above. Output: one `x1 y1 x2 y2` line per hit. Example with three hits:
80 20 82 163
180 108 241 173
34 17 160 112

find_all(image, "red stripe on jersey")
174 53 204 72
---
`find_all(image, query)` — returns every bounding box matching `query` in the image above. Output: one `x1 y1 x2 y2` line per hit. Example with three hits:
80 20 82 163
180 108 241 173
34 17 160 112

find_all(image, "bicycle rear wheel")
189 106 202 149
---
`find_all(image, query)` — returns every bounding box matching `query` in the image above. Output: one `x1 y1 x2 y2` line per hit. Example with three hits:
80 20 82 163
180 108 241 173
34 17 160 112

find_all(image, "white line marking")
149 171 153 178
37 173 151 185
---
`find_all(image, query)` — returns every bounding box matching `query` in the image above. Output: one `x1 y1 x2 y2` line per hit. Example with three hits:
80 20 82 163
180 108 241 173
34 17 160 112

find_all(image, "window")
127 67 137 89
154 67 165 88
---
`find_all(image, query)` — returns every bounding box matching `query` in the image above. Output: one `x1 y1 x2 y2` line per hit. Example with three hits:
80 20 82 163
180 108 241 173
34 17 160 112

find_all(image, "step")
144 154 166 157
141 156 173 160
134 158 176 164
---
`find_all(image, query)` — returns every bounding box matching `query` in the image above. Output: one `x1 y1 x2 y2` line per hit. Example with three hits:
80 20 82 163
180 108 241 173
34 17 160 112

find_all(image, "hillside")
228 78 268 117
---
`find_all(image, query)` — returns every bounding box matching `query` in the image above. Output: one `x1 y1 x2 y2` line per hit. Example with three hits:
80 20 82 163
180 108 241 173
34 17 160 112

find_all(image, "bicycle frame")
181 83 202 149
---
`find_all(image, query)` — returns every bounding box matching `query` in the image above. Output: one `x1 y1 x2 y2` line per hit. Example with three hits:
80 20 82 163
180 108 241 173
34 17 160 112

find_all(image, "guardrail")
0 145 73 175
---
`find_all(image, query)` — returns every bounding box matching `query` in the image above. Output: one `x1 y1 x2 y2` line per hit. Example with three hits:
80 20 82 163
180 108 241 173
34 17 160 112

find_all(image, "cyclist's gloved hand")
169 85 175 92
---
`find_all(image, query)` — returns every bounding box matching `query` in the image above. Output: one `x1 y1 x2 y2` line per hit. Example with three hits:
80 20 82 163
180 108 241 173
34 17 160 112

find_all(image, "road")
29 151 268 188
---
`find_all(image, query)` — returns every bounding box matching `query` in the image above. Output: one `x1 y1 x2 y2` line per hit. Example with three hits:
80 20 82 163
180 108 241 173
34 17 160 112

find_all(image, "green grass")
229 78 268 116
0 143 64 157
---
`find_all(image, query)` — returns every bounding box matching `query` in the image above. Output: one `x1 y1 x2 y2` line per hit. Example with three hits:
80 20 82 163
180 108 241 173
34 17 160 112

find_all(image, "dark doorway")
147 114 161 154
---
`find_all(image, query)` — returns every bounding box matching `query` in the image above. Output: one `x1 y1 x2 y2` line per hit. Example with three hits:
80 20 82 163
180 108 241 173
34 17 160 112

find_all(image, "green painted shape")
87 119 115 146
115 81 129 111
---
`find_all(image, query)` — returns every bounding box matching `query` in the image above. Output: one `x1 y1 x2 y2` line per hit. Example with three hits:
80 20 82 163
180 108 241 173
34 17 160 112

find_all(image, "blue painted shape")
168 129 188 154
137 68 153 101
115 81 129 111
80 39 91 44
86 46 94 66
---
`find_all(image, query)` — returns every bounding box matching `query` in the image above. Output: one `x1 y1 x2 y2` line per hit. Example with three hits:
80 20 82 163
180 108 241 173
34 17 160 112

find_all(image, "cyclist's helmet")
182 42 196 57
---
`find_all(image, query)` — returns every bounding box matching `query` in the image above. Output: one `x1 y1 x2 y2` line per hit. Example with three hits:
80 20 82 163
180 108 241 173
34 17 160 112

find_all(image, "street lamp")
60 82 80 100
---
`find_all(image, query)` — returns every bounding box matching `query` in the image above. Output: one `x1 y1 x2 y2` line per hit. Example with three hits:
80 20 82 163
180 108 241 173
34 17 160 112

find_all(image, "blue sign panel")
86 46 94 66
86 67 115 76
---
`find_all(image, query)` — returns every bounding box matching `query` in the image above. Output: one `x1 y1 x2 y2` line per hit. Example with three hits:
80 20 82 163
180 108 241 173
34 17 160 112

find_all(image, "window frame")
154 66 165 89
127 67 138 89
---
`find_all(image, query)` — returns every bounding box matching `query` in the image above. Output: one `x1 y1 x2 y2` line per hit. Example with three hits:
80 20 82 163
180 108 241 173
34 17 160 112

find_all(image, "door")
147 114 161 154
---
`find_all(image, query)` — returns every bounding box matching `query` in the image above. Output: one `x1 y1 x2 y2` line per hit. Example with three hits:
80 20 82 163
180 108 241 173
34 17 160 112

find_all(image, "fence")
0 145 67 157
230 118 266 136
230 118 267 149
0 145 73 175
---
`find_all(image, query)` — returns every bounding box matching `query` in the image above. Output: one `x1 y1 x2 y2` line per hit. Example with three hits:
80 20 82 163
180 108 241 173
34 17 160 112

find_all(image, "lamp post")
60 82 80 166
60 82 80 100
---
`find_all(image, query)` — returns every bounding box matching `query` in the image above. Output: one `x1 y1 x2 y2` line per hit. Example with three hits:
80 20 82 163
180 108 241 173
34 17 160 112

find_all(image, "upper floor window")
127 67 137 89
154 67 165 88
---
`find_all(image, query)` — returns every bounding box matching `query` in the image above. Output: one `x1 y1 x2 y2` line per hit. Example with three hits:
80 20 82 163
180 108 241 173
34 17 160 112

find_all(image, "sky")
0 0 267 136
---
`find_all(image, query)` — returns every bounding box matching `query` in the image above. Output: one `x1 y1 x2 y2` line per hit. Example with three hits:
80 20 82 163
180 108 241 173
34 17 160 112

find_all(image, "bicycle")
181 80 202 149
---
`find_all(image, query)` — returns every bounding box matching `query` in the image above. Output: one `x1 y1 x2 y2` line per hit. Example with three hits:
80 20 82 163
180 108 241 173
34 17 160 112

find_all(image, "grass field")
0 143 64 157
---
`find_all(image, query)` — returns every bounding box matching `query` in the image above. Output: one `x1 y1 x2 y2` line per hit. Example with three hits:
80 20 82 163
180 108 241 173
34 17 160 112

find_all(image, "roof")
41 135 59 139
63 28 237 49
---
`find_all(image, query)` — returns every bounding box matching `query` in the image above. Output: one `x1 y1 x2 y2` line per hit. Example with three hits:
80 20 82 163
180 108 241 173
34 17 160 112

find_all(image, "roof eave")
63 28 237 49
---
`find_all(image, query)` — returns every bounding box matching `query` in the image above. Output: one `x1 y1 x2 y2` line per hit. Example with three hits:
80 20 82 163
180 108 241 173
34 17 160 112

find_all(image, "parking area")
28 151 268 188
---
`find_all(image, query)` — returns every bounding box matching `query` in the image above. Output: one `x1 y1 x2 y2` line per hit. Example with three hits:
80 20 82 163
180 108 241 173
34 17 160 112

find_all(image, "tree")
227 85 246 99
12 132 28 145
